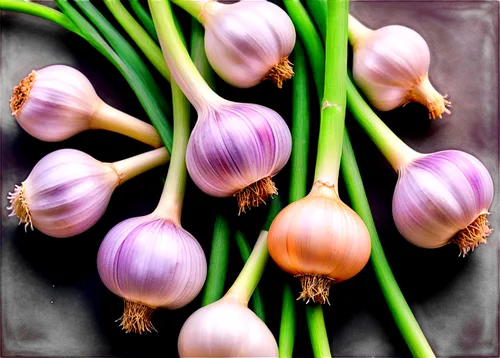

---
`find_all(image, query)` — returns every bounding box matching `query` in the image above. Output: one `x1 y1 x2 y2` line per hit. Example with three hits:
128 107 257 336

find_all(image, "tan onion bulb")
267 181 371 304
10 65 161 146
349 15 450 119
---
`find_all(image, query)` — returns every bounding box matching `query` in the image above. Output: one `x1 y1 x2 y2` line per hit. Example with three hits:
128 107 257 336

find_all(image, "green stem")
104 0 171 81
202 215 230 306
225 198 281 305
0 0 81 35
298 4 435 357
190 19 216 89
129 0 159 41
149 0 222 110
153 81 190 223
288 40 310 202
171 0 208 20
306 305 331 358
341 133 435 358
278 284 296 358
53 0 173 152
304 0 327 42
314 0 349 188
283 0 324 101
346 77 421 170
235 231 266 322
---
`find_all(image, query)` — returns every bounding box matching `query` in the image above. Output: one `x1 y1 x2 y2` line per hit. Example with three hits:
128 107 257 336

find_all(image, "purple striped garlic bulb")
97 215 207 334
186 101 292 214
7 148 169 238
393 150 494 256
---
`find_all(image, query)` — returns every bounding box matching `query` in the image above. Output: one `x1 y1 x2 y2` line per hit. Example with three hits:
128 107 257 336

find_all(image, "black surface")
0 0 499 357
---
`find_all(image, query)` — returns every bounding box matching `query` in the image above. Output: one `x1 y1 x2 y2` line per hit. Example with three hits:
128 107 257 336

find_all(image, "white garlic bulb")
173 0 296 88
10 65 161 146
350 15 450 119
178 298 278 357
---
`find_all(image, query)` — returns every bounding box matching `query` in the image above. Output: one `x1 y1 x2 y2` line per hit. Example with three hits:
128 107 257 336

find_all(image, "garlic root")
10 71 36 116
234 176 278 215
6 183 33 231
118 300 158 334
264 57 294 89
452 213 492 257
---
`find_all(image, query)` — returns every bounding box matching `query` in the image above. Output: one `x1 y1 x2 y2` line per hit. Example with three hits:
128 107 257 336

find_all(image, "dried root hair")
234 176 278 215
10 70 37 116
451 213 492 257
295 274 334 305
118 300 158 334
264 57 294 89
7 183 33 231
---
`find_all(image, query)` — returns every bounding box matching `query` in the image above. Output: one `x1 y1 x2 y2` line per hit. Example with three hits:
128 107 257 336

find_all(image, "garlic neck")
110 147 169 186
348 14 373 50
171 0 214 23
91 101 162 148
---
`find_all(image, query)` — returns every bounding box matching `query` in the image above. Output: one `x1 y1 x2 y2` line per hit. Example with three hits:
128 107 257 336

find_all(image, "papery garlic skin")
178 298 278 357
11 65 99 141
352 24 450 119
97 215 207 333
201 0 296 88
267 182 371 303
7 149 118 238
393 150 494 254
186 102 292 211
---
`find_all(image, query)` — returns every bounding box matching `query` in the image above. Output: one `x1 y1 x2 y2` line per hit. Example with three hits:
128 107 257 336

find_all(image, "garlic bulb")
267 181 371 303
97 215 207 334
393 150 494 255
7 147 169 238
186 101 292 213
150 0 292 213
178 297 278 357
173 0 296 88
10 65 161 146
349 15 450 119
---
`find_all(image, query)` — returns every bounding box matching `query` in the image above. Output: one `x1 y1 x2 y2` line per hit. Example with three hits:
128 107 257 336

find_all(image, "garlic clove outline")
267 181 371 304
199 0 296 88
7 147 169 238
178 297 278 357
11 65 162 146
393 150 494 256
186 101 292 214
350 17 451 119
97 214 207 334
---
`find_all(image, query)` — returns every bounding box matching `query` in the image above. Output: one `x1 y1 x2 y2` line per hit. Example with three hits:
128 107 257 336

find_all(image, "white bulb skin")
202 1 296 88
352 24 449 118
178 298 278 357
7 149 118 238
11 65 99 142
393 150 494 254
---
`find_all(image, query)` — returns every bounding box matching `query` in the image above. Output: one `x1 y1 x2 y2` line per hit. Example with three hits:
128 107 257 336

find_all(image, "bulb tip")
118 300 157 334
7 183 33 231
295 274 334 305
10 70 37 116
234 176 278 215
264 57 294 89
427 95 452 120
451 213 492 257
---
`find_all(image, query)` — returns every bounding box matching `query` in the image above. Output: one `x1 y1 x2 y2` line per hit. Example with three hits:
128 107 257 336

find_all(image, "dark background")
1 0 498 357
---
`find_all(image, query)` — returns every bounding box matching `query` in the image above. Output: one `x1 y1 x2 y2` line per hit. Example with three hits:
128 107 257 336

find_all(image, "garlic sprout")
172 0 296 88
98 79 206 334
7 147 169 238
149 0 292 213
11 65 162 146
347 78 493 255
349 15 451 119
